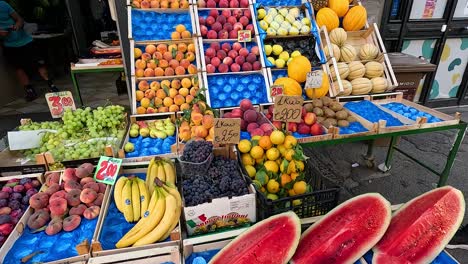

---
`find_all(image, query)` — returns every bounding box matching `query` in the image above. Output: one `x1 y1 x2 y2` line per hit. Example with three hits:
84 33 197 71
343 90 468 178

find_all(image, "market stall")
0 0 466 263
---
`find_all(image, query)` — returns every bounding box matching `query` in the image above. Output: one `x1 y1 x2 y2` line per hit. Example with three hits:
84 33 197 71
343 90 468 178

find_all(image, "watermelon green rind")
373 186 465 264
291 193 391 264
209 211 301 264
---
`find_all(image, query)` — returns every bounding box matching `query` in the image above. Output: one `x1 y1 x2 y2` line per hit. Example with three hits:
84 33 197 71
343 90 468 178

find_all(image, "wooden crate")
370 92 461 129
88 245 180 264
91 167 181 258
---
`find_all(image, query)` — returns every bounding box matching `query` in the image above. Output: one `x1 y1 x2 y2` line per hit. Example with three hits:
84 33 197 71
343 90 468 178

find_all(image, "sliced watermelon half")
291 193 392 264
209 211 301 264
373 186 465 264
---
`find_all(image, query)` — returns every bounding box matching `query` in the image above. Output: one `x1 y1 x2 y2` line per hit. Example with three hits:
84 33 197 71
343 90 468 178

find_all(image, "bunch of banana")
146 158 176 194
114 176 149 223
115 180 181 248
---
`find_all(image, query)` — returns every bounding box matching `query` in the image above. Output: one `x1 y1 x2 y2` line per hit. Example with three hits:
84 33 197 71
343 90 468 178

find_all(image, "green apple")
264 44 273 56
280 21 291 30
293 21 303 29
269 21 280 30
289 7 300 18
139 127 150 137
273 14 284 24
267 8 277 17
165 128 175 136
129 129 139 138
300 25 310 34
285 14 296 24
279 8 288 17
259 20 269 31
164 117 172 125
277 27 288 36
263 15 274 24
266 28 276 36
257 8 266 19
289 27 299 36
155 131 167 139
150 128 158 138
124 142 134 153
131 124 140 130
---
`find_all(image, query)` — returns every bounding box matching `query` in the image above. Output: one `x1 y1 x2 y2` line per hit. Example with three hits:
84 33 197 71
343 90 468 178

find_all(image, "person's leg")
30 41 58 92
37 65 58 92
4 45 38 101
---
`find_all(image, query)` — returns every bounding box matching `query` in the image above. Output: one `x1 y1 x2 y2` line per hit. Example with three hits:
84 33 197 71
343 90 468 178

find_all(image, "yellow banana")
122 180 134 222
161 183 182 240
145 158 155 187
116 188 166 248
162 160 176 184
114 176 128 213
148 160 158 194
131 178 141 221
157 161 166 182
137 178 149 217
133 188 178 246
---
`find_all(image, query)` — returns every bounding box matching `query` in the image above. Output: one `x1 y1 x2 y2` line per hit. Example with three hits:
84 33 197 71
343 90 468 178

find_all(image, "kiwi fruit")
324 108 336 118
317 116 326 123
322 96 332 106
338 120 350 127
329 102 343 112
312 99 323 108
304 103 314 112
335 110 348 120
313 107 324 117
324 118 337 127
347 115 357 122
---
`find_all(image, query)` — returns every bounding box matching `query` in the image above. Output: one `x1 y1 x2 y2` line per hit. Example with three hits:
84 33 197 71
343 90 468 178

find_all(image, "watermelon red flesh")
373 186 465 264
209 211 301 264
291 193 391 264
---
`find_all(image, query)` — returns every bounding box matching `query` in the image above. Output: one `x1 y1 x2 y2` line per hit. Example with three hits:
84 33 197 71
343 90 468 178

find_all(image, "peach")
163 52 173 61
186 52 196 62
45 218 62 236
171 79 181 89
88 193 104 207
171 32 181 40
145 89 155 99
160 0 169 8
64 181 82 192
191 112 203 125
165 67 175 76
168 88 178 98
144 68 155 77
49 197 67 217
62 168 77 182
132 0 141 8
168 44 178 53
63 215 81 232
137 106 146 114
136 68 145 78
169 59 179 69
141 53 152 61
50 190 67 201
175 51 184 61
179 87 189 97
186 94 195 104
80 177 95 186
181 31 191 39
45 172 60 186
69 204 87 216
180 0 189 8
159 106 169 113
156 89 167 99
83 182 99 193
140 0 150 8
77 163 94 177
194 126 208 138
180 103 190 111
153 51 163 60
157 44 167 53
150 81 160 90
202 115 214 129
147 60 157 69
175 66 186 75
145 44 156 54
80 188 98 204
45 183 61 196
174 94 185 106
27 210 50 229
188 43 195 52
66 189 82 207
138 80 150 91
163 97 174 107
180 59 190 69
135 59 146 69
178 43 188 53
83 206 100 220
155 67 165 76
29 192 49 210
147 107 156 114
150 0 159 8
188 64 197 74
98 183 106 194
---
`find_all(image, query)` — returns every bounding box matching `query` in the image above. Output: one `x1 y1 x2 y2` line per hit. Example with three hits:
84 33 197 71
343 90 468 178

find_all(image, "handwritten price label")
273 95 304 123
305 70 323 89
45 91 76 118
237 30 252 42
214 118 241 145
94 156 123 185
270 84 284 97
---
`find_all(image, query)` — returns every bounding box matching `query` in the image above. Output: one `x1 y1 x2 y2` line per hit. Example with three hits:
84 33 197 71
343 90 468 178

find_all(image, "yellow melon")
316 8 340 32
287 55 312 83
274 77 302 96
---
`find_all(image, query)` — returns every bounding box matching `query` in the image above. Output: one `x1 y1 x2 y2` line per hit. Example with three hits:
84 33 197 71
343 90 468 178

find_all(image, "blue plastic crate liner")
132 9 193 41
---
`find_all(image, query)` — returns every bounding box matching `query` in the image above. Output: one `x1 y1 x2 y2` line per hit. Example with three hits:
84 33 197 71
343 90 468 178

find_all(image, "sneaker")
447 225 468 250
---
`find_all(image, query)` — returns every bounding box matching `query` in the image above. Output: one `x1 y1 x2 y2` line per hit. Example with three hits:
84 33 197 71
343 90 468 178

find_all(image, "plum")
10 193 22 201
8 200 20 210
0 199 7 208
19 178 32 185
0 215 11 225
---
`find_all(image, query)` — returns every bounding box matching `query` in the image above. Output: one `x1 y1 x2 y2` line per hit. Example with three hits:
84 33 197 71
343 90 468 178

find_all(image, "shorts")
3 41 44 71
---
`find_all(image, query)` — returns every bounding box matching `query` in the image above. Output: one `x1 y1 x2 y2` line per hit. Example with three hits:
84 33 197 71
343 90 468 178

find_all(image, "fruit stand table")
70 63 125 106
300 121 467 187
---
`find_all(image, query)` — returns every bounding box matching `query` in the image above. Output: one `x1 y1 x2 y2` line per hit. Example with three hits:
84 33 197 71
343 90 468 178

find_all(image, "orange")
238 139 251 153
264 160 279 174
293 181 307 195
290 172 299 181
270 130 285 145
281 174 292 187
284 149 295 161
241 153 255 166
266 147 280 161
258 136 273 150
250 146 264 160
288 189 296 197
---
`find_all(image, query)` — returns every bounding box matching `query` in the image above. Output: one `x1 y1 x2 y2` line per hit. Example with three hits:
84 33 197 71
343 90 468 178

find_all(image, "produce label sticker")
270 84 284 98
237 30 252 42
214 118 241 145
305 70 323 89
94 156 123 185
45 91 76 118
273 95 303 123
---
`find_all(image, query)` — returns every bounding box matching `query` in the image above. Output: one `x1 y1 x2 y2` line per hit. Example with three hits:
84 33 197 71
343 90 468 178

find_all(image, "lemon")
259 20 269 31
272 44 283 55
293 21 303 29
279 8 288 17
300 25 310 34
257 8 266 19
290 172 299 180
250 146 264 159
288 189 296 196
256 157 265 165
264 160 279 174
263 14 274 24
279 51 290 61
280 173 292 187
277 27 288 36
274 14 284 23
296 160 305 172
284 149 295 161
275 59 286 68
270 130 285 145
293 199 302 206
289 27 299 35
245 165 256 178
264 45 273 56
285 14 295 24
283 135 297 149
266 28 276 36
267 8 278 16
267 56 276 65
293 181 307 195
267 179 280 194
291 50 301 58
277 144 286 155
266 193 279 200
241 153 255 166
266 148 280 161
301 17 311 26
280 21 292 30
238 139 251 153
269 21 280 30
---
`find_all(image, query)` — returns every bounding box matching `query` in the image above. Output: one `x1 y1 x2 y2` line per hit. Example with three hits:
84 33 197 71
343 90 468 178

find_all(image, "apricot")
179 87 189 97
175 51 184 61
45 183 61 196
171 79 181 89
140 0 150 8
181 30 191 39
155 67 165 76
145 44 156 54
147 107 156 114
188 64 197 74
45 172 60 186
157 44 167 53
150 81 160 90
63 215 81 232
178 43 187 53
147 60 157 69
49 197 67 217
138 80 150 91
165 67 175 76
179 59 191 69
69 204 87 216
80 177 95 186
45 218 62 236
174 94 185 106
169 59 179 69
179 131 191 141
62 168 77 182
140 97 151 108
202 115 214 129
160 0 169 8
134 47 142 59
163 52 173 61
83 182 99 193
168 44 178 53
163 97 174 107
158 106 169 113
135 59 146 69
29 192 49 210
187 43 195 53
168 88 178 98
180 103 190 111
144 68 155 77
176 24 186 33
154 97 163 107
186 94 195 103
181 78 192 88
191 112 203 125
180 0 189 8
66 189 82 207
27 210 50 229
156 89 167 99
137 106 147 114
159 59 169 68
161 80 171 88
150 0 159 8
186 51 196 62
64 181 82 192
135 69 145 78
170 1 179 8
194 126 208 138
175 66 186 75
83 206 100 220
169 105 179 112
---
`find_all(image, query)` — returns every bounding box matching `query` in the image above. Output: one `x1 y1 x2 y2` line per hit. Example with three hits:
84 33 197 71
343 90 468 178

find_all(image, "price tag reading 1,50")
214 118 241 145
94 156 123 185
273 95 304 123
45 91 76 118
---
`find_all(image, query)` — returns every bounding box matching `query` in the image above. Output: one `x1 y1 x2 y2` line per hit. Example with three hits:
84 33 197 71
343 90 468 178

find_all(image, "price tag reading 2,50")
45 91 76 118
214 118 241 145
94 156 123 185
273 95 304 123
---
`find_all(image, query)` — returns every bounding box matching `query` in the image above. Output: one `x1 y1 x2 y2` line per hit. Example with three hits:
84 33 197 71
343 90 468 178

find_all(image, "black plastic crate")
238 151 339 220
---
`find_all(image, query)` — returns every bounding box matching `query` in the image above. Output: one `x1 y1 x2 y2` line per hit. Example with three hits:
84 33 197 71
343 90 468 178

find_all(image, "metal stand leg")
378 136 398 172
438 126 467 187
363 140 375 168
70 72 84 106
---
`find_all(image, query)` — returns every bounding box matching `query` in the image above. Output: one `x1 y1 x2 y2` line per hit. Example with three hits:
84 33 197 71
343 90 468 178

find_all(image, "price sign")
273 95 304 123
94 156 123 185
270 84 284 97
237 30 252 42
305 70 323 89
214 118 241 145
45 91 76 118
